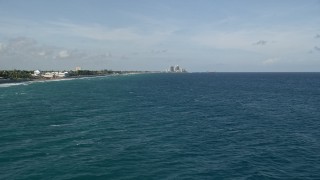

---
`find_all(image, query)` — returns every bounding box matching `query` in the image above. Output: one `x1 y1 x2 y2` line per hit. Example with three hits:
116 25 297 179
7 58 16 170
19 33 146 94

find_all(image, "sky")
0 0 320 72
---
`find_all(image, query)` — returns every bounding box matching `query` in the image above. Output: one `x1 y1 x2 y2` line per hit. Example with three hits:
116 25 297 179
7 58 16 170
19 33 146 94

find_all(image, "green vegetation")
0 70 33 80
68 69 150 76
68 70 115 76
0 69 152 81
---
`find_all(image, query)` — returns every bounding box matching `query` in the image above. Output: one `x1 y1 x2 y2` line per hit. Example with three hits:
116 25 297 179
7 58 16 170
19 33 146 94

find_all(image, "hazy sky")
0 0 320 72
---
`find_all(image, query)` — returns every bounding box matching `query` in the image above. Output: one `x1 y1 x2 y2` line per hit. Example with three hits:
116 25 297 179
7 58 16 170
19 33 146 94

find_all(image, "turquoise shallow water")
1 73 320 179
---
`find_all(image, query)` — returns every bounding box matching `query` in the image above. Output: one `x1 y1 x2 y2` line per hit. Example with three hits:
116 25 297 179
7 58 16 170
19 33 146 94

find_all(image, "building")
169 66 174 72
42 72 68 79
42 72 55 78
174 65 180 72
32 70 41 77
56 72 68 78
166 65 187 73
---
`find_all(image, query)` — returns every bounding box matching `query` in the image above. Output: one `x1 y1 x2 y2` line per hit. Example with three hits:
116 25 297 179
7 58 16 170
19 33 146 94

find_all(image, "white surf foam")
0 82 29 88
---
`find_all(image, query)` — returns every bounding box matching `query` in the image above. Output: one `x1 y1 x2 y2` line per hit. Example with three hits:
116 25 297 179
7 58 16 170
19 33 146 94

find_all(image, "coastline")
0 75 103 85
0 72 148 85
0 79 32 84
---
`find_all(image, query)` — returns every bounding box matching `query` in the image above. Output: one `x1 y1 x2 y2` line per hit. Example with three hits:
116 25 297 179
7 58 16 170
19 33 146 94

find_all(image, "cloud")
191 31 253 49
315 34 320 39
47 21 175 46
58 50 70 58
0 37 81 60
106 52 112 58
314 46 320 51
262 57 279 65
253 40 267 46
0 17 177 51
7 37 37 50
0 37 114 70
0 37 38 56
0 43 4 51
38 51 46 56
151 49 168 54
191 28 317 57
51 22 140 41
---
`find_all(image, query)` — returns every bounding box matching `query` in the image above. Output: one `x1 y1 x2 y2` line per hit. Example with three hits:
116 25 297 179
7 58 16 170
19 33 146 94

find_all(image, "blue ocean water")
1 73 320 179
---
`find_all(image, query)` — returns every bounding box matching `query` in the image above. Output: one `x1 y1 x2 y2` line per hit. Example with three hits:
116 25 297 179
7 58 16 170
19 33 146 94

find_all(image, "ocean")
1 73 320 179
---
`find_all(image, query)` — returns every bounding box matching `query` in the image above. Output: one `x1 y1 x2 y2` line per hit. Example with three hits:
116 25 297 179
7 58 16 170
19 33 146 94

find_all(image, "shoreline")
0 79 32 84
0 75 105 85
0 72 147 85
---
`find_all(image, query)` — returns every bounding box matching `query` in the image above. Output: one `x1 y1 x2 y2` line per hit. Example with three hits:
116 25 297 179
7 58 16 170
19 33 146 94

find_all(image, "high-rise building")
166 65 187 73
174 65 180 72
170 66 174 72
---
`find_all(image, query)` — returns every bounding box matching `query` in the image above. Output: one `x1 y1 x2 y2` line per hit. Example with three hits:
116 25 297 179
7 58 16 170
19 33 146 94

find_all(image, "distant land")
0 69 160 84
0 65 189 84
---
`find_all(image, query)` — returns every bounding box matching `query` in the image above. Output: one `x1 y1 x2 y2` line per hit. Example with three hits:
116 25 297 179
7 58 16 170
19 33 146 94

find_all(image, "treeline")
0 69 150 80
68 70 115 76
0 70 32 80
67 70 144 76
0 70 116 79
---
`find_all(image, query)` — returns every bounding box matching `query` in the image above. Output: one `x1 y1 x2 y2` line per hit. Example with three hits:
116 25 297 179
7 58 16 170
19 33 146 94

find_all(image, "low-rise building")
42 71 68 79
32 70 41 77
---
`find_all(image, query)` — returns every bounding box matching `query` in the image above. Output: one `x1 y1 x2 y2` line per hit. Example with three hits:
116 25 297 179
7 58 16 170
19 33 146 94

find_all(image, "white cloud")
0 37 114 70
47 21 176 46
58 50 70 58
262 57 279 65
0 43 4 51
0 17 177 51
151 49 168 54
106 52 112 58
38 51 46 56
49 22 140 41
191 28 317 57
191 31 252 49
253 40 267 46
